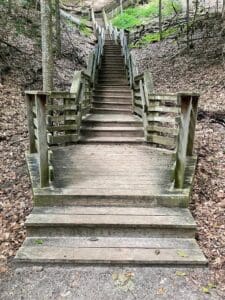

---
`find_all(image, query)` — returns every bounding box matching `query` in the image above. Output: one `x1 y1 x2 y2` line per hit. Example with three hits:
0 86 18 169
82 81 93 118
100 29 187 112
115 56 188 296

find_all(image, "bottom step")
15 237 207 266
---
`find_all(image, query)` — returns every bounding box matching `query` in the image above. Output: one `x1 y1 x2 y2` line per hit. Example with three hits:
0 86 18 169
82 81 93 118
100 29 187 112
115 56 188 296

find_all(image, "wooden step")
98 75 127 81
24 206 196 238
92 102 132 110
97 80 129 85
82 114 142 127
93 97 132 103
94 87 131 93
93 95 132 101
81 126 144 138
15 236 207 266
91 108 132 114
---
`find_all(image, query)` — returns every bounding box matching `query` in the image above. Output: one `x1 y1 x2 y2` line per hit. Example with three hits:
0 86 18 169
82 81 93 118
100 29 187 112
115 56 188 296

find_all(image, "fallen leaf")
177 250 188 258
175 271 187 277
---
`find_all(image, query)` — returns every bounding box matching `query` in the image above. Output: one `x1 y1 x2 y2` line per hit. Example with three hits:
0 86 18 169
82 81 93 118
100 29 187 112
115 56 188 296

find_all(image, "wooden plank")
147 125 178 135
133 106 143 117
187 96 199 155
134 73 144 82
174 97 192 188
48 115 77 122
27 213 195 228
149 94 178 102
35 94 49 187
32 206 191 217
47 124 77 132
147 134 176 147
25 94 37 153
148 115 176 124
148 106 180 114
49 92 76 99
46 104 77 111
48 134 79 145
16 246 207 265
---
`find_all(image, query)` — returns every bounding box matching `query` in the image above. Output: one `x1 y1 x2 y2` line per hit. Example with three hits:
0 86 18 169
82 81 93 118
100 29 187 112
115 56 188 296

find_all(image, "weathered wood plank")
149 94 178 102
16 245 207 265
47 124 77 132
46 104 77 111
148 106 180 114
25 94 37 153
147 125 178 135
35 94 49 187
48 134 79 145
147 115 176 124
147 134 176 147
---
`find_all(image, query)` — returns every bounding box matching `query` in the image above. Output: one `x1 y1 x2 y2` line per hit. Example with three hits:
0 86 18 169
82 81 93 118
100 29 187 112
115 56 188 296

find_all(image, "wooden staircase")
81 39 145 143
15 36 207 267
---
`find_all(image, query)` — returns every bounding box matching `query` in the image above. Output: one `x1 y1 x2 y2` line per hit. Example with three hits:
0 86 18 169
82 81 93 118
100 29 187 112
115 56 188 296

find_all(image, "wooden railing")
25 22 105 188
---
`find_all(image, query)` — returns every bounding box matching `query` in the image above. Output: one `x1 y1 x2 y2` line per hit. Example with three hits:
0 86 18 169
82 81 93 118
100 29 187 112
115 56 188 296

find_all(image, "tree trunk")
55 0 61 56
186 0 190 49
41 0 53 91
8 0 12 14
120 0 123 14
222 0 225 18
159 0 162 40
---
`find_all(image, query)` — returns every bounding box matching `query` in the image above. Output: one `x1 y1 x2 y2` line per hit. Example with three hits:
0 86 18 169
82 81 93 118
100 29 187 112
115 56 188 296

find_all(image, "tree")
159 0 162 40
40 0 53 91
55 0 61 56
120 0 123 14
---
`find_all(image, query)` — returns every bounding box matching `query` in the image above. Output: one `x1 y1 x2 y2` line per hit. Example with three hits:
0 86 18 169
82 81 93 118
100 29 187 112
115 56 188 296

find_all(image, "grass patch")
131 26 179 48
79 19 92 37
112 0 182 29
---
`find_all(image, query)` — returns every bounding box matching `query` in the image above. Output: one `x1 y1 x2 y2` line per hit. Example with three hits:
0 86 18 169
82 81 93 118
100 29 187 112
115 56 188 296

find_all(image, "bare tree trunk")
8 0 12 14
159 0 162 40
55 0 61 56
120 0 123 14
41 0 53 91
222 0 225 18
186 0 190 49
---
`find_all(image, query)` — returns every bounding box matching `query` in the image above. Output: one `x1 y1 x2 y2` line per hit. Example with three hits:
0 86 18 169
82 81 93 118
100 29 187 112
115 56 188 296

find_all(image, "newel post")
25 93 37 154
35 93 49 187
175 93 194 188
186 95 199 156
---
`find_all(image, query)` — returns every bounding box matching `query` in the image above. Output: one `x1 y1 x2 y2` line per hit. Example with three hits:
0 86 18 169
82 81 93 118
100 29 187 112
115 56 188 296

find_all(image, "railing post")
25 93 37 154
187 94 199 156
35 93 49 188
174 94 193 189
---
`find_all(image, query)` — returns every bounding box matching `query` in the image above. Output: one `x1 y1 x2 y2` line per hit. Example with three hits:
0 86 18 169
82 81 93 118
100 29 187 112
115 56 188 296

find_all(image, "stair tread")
16 237 207 265
91 108 132 112
92 98 132 102
83 114 141 122
81 126 143 131
26 208 196 227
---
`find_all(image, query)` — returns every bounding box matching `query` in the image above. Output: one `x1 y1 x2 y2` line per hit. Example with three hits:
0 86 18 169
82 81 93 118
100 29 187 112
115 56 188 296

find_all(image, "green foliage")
112 0 182 29
79 19 92 37
131 26 178 48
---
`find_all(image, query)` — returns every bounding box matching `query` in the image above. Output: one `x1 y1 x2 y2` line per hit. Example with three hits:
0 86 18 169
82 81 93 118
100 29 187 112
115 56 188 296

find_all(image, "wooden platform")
27 144 192 207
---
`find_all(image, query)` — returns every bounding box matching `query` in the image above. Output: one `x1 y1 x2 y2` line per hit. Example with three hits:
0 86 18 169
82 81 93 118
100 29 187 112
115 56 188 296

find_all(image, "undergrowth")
112 0 182 29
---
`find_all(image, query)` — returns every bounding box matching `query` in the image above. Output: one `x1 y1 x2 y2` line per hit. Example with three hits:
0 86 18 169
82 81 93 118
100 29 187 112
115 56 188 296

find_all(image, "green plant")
112 0 182 30
131 26 179 48
79 19 92 37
